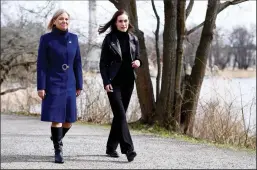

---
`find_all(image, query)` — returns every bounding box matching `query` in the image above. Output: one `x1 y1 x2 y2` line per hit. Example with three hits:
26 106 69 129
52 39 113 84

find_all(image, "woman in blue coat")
37 9 83 163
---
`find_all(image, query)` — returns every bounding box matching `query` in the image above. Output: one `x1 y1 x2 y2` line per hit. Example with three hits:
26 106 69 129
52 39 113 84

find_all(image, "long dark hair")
98 9 134 34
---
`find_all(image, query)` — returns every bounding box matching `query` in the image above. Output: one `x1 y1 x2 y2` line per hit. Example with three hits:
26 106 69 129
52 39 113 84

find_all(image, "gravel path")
1 114 256 169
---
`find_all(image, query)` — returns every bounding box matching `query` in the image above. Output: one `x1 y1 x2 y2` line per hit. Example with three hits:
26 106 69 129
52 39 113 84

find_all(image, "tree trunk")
181 0 220 135
173 0 186 131
109 0 130 11
88 0 97 46
109 0 156 123
135 30 156 123
155 0 177 128
108 0 247 129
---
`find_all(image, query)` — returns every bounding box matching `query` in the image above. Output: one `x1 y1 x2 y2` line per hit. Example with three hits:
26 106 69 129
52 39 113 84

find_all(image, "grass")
127 121 256 153
1 111 41 117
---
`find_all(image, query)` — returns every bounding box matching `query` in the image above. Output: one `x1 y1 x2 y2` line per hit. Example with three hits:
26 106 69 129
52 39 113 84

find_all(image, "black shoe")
126 151 137 162
106 150 119 158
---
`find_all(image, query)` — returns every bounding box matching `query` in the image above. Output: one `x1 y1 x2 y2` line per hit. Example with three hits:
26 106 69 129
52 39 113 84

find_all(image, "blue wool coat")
37 27 83 123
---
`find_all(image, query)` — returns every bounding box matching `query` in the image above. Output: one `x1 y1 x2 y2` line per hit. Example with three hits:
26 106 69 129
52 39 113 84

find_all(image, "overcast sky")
1 1 256 43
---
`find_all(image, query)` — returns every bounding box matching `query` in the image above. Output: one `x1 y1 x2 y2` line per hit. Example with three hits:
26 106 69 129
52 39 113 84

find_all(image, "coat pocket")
107 61 121 81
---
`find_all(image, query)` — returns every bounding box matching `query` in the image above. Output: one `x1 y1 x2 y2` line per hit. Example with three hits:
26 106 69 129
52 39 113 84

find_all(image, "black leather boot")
106 148 119 158
50 126 71 141
51 127 64 163
126 150 137 162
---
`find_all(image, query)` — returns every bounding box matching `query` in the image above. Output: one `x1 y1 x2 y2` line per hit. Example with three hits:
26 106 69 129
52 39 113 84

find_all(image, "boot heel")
55 150 64 163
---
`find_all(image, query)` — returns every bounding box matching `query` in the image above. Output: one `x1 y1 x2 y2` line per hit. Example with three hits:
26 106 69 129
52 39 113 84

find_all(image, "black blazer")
99 31 141 87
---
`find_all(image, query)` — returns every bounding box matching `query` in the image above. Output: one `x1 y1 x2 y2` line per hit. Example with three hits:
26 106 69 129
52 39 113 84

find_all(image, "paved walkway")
1 114 256 169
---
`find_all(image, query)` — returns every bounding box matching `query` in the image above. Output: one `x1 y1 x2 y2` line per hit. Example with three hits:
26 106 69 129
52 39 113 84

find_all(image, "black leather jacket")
99 31 141 87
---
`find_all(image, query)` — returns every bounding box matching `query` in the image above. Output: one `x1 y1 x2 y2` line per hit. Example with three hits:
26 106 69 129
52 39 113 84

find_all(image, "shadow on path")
1 154 129 164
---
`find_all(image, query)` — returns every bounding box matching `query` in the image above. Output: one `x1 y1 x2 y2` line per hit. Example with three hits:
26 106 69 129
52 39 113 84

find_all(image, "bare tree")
155 0 178 128
210 28 231 70
229 26 256 70
108 0 249 134
18 1 57 27
184 27 202 67
0 1 56 95
88 0 97 46
83 0 100 72
181 0 220 134
173 0 186 130
0 22 44 95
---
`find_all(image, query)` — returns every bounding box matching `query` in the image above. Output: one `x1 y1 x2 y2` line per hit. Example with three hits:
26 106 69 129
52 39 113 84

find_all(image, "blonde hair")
47 9 70 30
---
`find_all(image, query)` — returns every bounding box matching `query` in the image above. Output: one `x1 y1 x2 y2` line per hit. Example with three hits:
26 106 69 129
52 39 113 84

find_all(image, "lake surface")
29 74 256 131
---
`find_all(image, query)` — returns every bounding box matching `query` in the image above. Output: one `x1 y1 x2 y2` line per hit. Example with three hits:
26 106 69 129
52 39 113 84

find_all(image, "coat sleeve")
37 35 48 91
134 36 142 67
73 35 83 90
99 36 111 88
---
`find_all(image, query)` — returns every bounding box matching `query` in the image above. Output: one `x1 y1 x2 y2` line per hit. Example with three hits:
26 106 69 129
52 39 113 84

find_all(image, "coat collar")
52 26 69 38
110 31 135 42
108 31 136 60
128 32 135 42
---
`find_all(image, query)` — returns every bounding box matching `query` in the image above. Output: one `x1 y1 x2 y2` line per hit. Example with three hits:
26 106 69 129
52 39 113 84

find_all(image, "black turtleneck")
112 30 134 86
115 30 130 59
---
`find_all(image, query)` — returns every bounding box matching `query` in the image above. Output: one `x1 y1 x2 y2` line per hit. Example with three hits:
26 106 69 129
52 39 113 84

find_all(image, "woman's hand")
105 84 113 92
132 60 140 68
38 90 46 100
76 90 81 97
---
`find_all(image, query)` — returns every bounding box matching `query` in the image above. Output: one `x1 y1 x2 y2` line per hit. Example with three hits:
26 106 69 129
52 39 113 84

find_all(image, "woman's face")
54 12 69 31
115 14 129 32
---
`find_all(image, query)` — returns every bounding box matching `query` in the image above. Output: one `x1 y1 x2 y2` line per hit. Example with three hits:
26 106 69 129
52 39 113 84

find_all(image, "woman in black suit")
98 9 142 162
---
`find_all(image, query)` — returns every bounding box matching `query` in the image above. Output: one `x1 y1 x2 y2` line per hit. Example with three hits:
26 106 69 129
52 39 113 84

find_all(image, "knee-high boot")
50 126 71 142
62 127 71 138
51 127 64 163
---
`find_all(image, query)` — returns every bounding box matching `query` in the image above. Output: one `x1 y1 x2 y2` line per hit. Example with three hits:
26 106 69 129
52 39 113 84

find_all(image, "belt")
62 64 69 70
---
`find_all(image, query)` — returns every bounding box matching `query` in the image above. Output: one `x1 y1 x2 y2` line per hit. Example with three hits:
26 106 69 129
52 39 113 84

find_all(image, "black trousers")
106 83 134 154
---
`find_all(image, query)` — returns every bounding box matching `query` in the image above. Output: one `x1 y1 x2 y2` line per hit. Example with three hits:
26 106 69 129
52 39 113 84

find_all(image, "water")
150 76 256 130
199 76 256 130
29 74 256 130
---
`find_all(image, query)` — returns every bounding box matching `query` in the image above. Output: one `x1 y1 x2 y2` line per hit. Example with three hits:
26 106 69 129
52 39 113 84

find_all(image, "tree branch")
186 0 248 36
109 0 120 9
0 87 27 95
151 0 161 100
18 1 56 19
109 0 119 4
186 0 194 20
10 61 37 69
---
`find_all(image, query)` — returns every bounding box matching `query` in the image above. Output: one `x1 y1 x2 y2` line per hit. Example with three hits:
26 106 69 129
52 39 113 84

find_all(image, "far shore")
85 68 256 79
214 69 256 78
